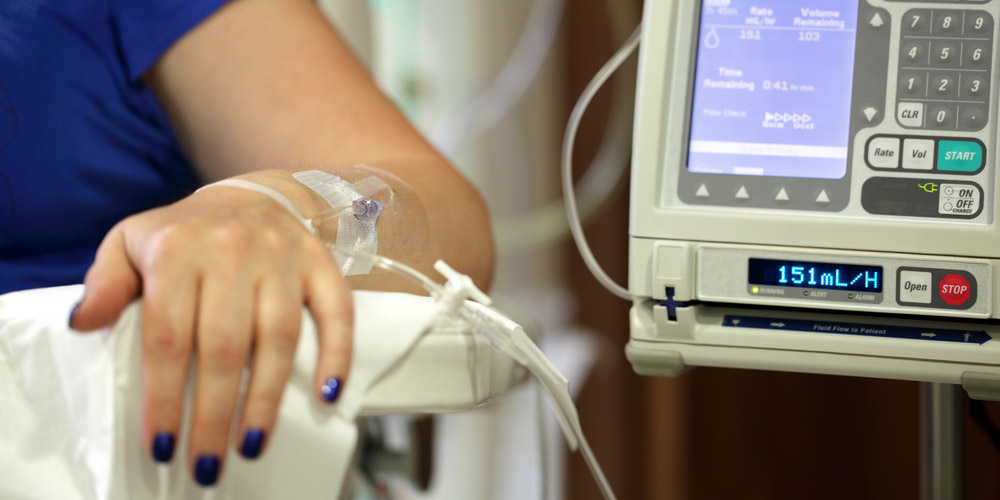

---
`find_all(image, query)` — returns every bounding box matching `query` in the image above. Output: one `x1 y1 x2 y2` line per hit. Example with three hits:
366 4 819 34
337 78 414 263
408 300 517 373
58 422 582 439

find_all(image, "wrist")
229 169 333 219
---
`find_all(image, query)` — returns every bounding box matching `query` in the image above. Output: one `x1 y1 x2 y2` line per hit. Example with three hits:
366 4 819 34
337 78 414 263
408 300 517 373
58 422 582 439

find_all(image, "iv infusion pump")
627 0 1000 397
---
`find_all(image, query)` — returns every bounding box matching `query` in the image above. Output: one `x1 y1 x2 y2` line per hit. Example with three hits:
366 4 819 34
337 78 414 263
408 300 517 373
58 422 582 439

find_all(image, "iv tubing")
431 0 567 153
311 206 356 228
326 245 616 498
493 0 640 249
327 245 440 294
561 25 641 301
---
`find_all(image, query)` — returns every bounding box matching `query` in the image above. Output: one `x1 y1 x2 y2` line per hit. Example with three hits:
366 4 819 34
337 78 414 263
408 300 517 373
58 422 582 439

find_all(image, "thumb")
70 226 142 331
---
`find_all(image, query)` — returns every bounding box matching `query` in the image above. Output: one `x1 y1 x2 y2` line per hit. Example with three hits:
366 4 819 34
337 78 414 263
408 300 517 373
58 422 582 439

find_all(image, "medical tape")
292 170 389 276
195 179 315 234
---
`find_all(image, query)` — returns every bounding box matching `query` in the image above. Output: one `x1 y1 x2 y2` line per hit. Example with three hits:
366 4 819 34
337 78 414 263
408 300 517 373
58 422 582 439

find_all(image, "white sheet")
0 285 441 500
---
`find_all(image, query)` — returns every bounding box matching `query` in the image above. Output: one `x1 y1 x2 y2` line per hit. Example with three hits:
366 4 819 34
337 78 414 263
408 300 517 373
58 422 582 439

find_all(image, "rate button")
867 137 900 168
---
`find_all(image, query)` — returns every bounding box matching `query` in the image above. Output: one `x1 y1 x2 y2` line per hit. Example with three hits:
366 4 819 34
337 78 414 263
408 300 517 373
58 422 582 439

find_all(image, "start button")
939 274 972 306
937 140 984 172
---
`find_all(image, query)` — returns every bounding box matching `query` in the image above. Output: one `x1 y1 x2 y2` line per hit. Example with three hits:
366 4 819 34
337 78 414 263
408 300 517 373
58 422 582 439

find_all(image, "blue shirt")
0 0 226 294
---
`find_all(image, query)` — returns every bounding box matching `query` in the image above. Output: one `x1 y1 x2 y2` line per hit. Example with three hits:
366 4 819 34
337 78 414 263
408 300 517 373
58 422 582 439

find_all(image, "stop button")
939 274 972 306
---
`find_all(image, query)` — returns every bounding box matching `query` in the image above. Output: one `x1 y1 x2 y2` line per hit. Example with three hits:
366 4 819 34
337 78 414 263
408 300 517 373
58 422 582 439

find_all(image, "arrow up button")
870 12 885 29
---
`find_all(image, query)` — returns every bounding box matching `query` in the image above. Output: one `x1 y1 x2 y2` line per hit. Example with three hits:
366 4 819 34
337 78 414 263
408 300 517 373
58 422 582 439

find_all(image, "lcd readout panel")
748 258 882 293
687 2 860 179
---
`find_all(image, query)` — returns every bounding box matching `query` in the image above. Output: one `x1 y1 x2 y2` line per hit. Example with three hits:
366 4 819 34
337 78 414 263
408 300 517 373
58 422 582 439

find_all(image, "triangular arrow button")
775 188 790 201
696 184 710 198
816 190 831 203
735 186 750 199
870 13 885 29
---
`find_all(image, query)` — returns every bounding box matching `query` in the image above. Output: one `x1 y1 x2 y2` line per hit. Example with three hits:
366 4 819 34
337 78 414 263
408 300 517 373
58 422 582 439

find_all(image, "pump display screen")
748 258 882 292
687 1 859 179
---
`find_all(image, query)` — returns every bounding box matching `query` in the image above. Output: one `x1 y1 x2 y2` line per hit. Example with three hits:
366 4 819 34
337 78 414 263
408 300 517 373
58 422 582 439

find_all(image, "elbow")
460 178 496 292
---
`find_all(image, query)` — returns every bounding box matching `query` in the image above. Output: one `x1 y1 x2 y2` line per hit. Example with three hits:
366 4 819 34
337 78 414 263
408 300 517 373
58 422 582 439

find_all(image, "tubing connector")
432 260 491 315
352 198 383 221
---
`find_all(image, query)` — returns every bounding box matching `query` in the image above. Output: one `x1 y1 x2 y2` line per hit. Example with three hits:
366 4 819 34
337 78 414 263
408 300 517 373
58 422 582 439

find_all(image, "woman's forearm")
145 0 494 290
231 165 494 293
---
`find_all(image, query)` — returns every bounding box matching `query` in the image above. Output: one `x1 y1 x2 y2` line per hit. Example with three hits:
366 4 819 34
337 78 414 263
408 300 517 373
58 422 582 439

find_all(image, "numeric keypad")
896 9 994 132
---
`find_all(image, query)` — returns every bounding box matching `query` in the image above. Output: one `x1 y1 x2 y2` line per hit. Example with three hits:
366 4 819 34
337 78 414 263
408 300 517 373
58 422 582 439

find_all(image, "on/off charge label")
939 184 981 216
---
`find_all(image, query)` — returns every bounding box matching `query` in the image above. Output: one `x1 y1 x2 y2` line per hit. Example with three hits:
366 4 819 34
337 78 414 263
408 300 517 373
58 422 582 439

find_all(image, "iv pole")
921 383 963 500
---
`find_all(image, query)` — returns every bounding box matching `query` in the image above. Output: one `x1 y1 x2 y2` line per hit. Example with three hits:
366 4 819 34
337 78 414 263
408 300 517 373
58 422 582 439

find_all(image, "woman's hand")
69 185 353 486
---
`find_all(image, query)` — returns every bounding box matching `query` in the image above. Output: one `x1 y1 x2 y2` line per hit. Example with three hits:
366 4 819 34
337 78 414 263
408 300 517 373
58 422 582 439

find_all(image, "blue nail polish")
194 455 221 487
321 377 342 403
240 429 265 459
151 433 175 463
68 301 81 328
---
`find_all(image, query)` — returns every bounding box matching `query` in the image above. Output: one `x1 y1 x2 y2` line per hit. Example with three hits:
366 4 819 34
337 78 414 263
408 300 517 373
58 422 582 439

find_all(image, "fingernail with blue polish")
321 377 342 403
194 455 221 487
151 433 175 463
68 301 81 328
240 429 265 459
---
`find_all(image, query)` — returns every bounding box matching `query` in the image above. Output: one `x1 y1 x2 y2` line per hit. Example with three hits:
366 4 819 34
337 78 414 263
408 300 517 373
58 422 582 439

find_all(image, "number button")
965 76 988 97
902 42 926 64
899 74 924 96
936 12 960 34
932 74 957 98
931 42 958 67
961 107 987 131
966 12 993 36
905 10 930 35
930 106 956 129
965 44 990 66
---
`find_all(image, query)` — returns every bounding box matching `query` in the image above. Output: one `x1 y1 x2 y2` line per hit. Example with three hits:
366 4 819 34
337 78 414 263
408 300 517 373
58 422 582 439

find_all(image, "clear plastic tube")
327 245 441 295
326 245 617 499
493 0 640 250
430 0 567 153
310 205 357 229
562 26 641 301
